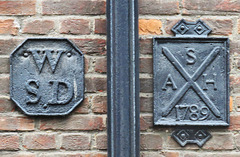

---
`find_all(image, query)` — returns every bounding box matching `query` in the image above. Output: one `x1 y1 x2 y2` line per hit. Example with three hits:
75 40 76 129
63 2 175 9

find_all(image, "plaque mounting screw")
67 52 72 57
23 52 29 57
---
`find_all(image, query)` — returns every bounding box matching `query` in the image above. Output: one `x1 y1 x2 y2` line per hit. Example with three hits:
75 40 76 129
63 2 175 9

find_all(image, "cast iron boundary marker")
107 0 140 156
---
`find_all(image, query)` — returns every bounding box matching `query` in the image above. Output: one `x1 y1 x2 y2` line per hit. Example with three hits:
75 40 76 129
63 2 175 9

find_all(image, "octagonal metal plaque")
10 38 84 116
153 20 229 126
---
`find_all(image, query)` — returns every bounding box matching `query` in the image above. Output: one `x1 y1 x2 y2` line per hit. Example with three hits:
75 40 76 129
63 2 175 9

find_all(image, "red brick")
0 134 19 150
61 134 91 150
139 0 180 15
85 77 107 92
84 56 90 73
140 115 153 131
95 57 107 74
95 19 106 35
0 57 9 73
139 19 162 35
0 97 15 112
92 95 107 114
140 134 162 150
74 97 90 114
0 19 18 35
203 133 234 150
42 0 106 15
140 78 153 93
182 0 240 14
96 134 107 150
0 0 36 15
0 153 35 157
163 152 180 157
139 38 152 54
40 115 105 131
184 153 240 157
140 57 153 73
0 39 22 55
0 76 9 95
202 18 233 35
140 97 153 112
72 39 106 55
0 116 34 131
22 20 54 35
229 114 240 130
60 19 90 35
230 75 240 93
38 153 107 157
23 134 56 150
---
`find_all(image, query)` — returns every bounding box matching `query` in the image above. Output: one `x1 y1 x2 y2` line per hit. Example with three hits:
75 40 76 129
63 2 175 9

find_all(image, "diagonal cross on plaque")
162 46 221 117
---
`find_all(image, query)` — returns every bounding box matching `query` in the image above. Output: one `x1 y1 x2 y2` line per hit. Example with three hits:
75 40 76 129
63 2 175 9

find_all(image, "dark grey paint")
172 127 211 147
10 38 84 116
153 20 229 126
107 0 140 156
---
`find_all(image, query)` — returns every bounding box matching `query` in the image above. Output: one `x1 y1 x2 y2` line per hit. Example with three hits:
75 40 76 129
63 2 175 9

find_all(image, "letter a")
162 74 177 90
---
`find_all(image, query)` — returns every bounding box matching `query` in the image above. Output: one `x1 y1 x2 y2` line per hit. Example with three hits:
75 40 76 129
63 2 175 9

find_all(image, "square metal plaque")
153 37 229 126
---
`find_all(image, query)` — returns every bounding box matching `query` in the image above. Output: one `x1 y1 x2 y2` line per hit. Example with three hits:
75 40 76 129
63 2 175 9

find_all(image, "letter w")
31 49 64 73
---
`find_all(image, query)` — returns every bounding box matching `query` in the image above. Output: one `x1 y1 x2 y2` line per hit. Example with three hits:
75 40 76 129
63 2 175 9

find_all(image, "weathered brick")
184 153 240 157
140 134 162 150
230 75 240 93
140 96 153 112
235 96 240 112
96 134 107 150
95 19 106 35
140 115 153 131
0 116 34 131
140 152 163 157
0 57 9 73
40 115 105 131
0 153 35 157
0 39 22 55
95 57 107 74
0 76 9 95
42 0 106 15
0 0 36 15
22 20 54 35
60 19 90 35
139 19 162 35
0 19 18 35
166 134 199 150
23 134 56 150
61 134 91 150
203 133 234 150
229 96 233 112
235 134 240 149
139 38 152 54
140 57 153 73
73 97 89 114
139 0 180 15
0 97 15 113
229 114 240 130
72 39 106 55
92 95 107 114
163 152 180 157
182 0 240 14
85 77 107 92
202 18 233 35
0 134 19 150
38 153 107 157
140 78 153 93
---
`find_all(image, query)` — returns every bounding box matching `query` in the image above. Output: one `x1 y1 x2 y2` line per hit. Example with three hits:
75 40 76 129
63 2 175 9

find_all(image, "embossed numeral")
175 104 209 121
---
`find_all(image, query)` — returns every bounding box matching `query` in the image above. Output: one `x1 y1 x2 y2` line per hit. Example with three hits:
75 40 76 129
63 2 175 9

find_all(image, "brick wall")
139 0 240 156
0 0 240 157
0 0 107 156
